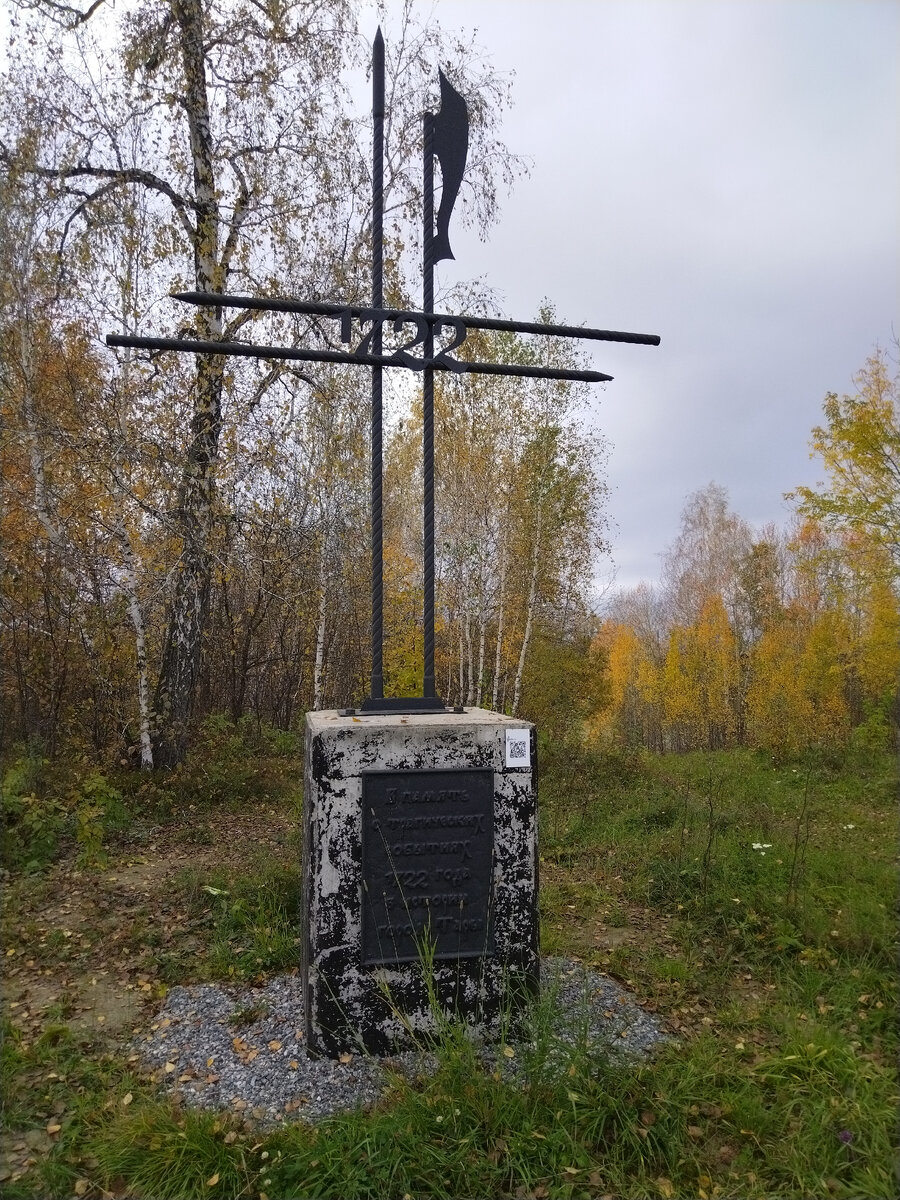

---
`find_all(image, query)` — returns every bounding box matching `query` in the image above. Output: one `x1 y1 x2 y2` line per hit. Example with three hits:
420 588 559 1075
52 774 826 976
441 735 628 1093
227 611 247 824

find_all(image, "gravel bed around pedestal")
136 957 671 1127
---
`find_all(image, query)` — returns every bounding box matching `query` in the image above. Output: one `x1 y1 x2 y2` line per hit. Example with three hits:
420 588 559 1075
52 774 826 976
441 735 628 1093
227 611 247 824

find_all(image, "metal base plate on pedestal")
342 696 463 716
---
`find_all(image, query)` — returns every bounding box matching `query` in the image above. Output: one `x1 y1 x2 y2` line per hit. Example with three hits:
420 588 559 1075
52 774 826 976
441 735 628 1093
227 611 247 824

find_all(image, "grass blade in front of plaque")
2 742 896 1199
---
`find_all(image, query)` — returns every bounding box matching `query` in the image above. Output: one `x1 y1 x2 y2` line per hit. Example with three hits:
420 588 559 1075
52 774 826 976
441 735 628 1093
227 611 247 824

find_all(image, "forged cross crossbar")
105 332 614 383
171 290 661 347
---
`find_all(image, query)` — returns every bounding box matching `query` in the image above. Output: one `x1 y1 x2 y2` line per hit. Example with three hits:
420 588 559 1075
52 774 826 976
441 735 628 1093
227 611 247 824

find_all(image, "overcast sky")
4 2 895 599
377 0 899 596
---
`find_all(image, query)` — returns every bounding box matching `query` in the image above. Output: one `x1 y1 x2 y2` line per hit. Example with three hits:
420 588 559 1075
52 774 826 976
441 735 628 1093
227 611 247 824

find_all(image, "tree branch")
219 156 251 279
26 0 107 29
0 146 197 241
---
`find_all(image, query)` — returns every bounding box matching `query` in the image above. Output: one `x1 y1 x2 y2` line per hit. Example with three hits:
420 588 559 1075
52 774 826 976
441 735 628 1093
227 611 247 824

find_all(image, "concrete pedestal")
302 708 538 1057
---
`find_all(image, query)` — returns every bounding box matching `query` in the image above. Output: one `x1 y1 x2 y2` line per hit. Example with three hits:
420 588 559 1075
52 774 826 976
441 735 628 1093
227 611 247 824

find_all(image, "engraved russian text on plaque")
361 769 494 965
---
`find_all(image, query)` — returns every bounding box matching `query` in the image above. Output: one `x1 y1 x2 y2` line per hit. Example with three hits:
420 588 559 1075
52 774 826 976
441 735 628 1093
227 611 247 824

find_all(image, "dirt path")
2 804 298 1186
2 805 296 1045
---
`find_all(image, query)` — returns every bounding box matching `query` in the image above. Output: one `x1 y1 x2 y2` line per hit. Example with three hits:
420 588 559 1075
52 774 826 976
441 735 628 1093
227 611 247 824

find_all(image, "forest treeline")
1 1 898 772
1 308 606 762
596 484 899 758
597 350 900 757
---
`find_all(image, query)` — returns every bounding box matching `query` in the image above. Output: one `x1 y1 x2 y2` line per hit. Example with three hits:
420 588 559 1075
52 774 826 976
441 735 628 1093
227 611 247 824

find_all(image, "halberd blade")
432 69 469 263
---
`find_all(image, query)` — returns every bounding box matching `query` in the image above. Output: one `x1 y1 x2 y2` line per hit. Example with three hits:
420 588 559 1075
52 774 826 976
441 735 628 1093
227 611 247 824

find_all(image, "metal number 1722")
339 309 467 371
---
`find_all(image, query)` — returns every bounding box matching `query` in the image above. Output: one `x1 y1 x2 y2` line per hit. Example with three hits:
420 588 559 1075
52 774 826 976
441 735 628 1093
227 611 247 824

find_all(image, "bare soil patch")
2 804 297 1051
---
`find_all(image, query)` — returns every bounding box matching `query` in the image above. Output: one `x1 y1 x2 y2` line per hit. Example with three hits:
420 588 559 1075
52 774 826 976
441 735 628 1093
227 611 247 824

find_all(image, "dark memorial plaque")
362 769 494 965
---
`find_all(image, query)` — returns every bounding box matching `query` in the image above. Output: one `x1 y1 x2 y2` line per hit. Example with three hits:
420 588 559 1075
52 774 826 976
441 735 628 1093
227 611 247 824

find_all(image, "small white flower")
751 843 772 851
842 824 855 830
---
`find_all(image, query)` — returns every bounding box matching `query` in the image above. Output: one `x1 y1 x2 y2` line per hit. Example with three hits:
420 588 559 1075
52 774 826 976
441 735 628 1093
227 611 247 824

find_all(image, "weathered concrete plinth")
302 708 538 1057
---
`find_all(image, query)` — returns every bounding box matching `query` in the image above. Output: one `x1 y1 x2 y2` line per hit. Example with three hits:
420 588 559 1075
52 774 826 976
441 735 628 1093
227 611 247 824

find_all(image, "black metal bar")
171 291 660 347
370 27 385 703
343 697 457 715
423 110 436 700
105 333 614 382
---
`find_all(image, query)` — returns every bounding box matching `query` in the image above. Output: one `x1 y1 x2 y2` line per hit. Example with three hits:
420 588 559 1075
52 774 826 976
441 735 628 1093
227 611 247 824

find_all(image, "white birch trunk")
475 597 486 708
512 499 543 718
445 607 455 701
116 522 154 769
313 531 328 711
465 605 475 707
458 616 465 707
491 543 507 711
154 0 229 766
19 322 63 549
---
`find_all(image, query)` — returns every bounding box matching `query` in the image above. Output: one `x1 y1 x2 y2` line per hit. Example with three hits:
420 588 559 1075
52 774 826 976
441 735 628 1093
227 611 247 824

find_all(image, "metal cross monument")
108 29 660 715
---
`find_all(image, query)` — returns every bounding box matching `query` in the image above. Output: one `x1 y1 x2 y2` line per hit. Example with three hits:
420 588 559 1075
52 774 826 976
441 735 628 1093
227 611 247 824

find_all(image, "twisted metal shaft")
423 111 436 699
370 28 385 700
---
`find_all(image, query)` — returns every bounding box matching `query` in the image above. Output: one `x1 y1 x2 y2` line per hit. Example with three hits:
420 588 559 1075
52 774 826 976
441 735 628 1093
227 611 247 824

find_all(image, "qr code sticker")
505 728 531 767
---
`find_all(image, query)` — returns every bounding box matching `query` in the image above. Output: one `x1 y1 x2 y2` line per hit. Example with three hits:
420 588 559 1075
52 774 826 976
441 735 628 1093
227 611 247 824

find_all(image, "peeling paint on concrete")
302 709 538 1057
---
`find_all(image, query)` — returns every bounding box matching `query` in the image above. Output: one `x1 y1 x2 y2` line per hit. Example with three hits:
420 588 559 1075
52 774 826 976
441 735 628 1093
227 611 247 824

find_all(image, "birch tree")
661 482 752 632
2 0 522 760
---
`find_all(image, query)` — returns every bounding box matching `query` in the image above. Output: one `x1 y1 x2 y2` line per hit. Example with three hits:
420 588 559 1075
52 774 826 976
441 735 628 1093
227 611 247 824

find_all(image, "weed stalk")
785 769 814 910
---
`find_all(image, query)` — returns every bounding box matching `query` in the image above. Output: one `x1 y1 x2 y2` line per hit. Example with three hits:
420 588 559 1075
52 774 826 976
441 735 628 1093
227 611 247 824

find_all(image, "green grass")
89 1105 252 1200
1 1019 156 1199
532 742 898 1197
170 858 302 983
2 740 897 1198
265 1031 667 1200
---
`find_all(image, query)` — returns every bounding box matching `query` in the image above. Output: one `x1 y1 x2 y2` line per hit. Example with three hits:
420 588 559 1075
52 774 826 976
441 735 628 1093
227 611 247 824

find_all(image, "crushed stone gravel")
136 957 672 1126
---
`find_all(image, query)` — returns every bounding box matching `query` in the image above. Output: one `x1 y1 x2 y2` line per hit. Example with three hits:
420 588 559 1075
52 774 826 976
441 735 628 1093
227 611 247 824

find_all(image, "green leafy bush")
170 714 301 807
72 770 126 867
1 752 131 870
1 751 66 869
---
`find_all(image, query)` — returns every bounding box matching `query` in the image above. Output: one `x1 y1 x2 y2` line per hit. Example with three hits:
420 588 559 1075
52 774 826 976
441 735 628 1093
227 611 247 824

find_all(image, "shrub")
1 751 66 869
